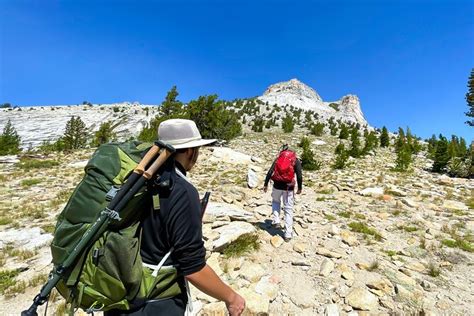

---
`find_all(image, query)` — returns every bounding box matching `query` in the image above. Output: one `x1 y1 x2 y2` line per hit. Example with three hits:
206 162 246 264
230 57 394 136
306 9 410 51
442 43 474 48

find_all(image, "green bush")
92 121 116 146
0 119 21 155
310 123 325 136
223 233 260 258
38 138 65 154
282 114 294 133
16 158 60 170
301 143 321 170
333 144 349 169
329 103 339 111
251 117 264 132
394 142 412 172
349 128 361 158
339 123 349 139
298 136 310 148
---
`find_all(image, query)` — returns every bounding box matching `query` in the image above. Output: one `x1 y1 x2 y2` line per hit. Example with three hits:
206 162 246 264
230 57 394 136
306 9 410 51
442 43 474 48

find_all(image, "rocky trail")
0 129 473 315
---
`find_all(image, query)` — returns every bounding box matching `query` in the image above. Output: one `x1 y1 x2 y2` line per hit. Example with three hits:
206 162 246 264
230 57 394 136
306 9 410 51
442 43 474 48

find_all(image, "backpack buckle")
103 207 122 221
105 187 120 201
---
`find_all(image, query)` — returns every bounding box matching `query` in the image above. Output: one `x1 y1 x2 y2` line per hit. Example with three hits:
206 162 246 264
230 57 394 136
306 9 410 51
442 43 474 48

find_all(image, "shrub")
349 128 361 158
329 103 339 111
92 121 116 146
394 142 412 172
301 143 321 170
333 144 349 169
310 123 325 136
298 136 310 148
16 158 60 170
0 119 21 155
223 233 260 258
281 114 294 133
348 222 382 241
251 117 264 132
338 123 349 139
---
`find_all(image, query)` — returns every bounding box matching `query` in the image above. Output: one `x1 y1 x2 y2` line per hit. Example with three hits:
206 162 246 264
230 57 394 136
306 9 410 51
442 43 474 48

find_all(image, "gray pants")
271 188 294 238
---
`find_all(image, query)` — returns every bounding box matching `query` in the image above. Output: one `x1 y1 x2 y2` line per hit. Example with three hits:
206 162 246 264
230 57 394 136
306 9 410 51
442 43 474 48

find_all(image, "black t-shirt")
140 162 206 276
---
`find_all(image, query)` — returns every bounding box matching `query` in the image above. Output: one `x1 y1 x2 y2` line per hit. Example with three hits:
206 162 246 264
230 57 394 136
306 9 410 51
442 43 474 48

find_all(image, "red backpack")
271 150 297 183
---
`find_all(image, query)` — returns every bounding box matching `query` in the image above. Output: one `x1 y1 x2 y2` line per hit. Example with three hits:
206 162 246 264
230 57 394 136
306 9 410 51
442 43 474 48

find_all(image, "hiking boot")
271 222 281 229
284 237 292 242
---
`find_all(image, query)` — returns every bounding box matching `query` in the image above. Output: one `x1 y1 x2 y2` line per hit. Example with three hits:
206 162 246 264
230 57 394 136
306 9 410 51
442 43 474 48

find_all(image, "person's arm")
263 160 276 191
186 265 245 316
295 159 302 193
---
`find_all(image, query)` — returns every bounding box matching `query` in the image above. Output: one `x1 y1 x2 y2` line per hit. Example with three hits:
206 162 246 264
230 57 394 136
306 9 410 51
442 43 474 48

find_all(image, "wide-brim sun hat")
158 119 216 149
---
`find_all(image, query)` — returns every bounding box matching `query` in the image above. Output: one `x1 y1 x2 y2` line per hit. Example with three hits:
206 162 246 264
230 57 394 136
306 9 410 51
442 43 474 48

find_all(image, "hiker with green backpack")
107 119 246 315
23 119 245 316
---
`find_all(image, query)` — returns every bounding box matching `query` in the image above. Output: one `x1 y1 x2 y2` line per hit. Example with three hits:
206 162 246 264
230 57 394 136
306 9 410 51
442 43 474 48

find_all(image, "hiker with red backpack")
263 144 303 242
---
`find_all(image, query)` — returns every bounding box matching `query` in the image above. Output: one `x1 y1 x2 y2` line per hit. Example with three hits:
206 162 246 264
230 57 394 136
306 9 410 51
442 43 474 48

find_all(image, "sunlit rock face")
258 78 368 126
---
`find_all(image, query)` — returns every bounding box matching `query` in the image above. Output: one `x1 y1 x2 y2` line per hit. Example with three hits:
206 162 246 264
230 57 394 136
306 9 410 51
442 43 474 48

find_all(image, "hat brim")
172 138 217 149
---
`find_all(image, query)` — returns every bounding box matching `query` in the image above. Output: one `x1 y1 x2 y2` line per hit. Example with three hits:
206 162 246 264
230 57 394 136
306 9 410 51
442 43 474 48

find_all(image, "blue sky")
1 0 473 141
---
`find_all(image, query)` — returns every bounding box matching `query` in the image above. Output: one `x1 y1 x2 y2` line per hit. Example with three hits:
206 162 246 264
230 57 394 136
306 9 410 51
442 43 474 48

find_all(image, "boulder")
204 202 254 222
247 168 259 188
442 200 468 212
346 287 379 311
320 258 335 276
359 187 384 197
208 147 252 164
0 227 53 251
270 235 284 248
212 221 256 251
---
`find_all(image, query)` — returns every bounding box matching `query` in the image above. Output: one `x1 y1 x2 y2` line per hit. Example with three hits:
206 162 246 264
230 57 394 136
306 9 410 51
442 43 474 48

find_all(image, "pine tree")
394 127 406 153
0 119 21 155
301 143 320 170
282 114 294 133
310 123 325 136
427 134 437 159
92 121 116 146
298 136 310 148
458 137 468 158
63 116 88 150
432 135 450 172
333 143 349 169
395 142 412 172
339 123 349 139
362 131 379 155
447 135 459 159
465 68 474 126
160 86 183 116
251 117 264 132
349 127 361 158
187 95 241 141
380 126 390 147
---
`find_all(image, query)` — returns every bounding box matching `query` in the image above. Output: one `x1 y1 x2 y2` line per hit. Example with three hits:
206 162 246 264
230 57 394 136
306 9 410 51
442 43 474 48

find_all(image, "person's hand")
296 189 302 194
263 186 268 193
226 291 246 316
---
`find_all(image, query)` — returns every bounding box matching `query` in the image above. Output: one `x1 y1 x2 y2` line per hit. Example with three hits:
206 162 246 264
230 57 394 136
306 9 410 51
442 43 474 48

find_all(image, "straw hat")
158 119 216 149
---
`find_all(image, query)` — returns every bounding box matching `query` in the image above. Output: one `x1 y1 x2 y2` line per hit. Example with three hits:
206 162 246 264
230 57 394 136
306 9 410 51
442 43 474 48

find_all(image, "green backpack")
51 141 182 312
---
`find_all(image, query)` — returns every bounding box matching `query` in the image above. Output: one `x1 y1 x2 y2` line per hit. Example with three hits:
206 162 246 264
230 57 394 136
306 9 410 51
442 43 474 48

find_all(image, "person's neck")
174 157 188 173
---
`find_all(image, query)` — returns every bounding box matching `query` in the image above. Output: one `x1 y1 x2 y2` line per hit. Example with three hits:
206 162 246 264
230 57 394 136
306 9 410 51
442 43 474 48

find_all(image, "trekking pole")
21 141 175 316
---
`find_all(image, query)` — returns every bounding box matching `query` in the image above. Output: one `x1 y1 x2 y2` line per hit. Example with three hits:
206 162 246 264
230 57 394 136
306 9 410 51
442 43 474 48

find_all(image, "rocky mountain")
0 79 369 149
0 103 160 148
258 78 367 126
